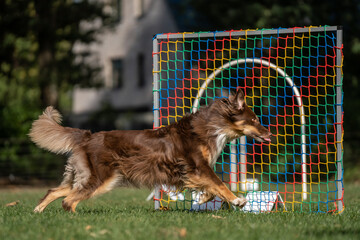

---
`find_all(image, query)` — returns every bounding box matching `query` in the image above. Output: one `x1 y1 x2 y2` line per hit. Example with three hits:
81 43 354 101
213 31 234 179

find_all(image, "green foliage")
0 0 112 180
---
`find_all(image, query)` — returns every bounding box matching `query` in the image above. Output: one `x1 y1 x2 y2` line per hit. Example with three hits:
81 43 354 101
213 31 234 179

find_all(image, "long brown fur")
30 89 272 212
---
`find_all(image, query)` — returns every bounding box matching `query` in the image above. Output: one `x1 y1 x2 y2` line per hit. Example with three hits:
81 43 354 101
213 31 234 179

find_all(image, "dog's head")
213 89 272 143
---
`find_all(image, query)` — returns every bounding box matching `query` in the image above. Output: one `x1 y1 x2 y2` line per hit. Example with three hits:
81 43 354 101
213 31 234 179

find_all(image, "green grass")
1 183 360 240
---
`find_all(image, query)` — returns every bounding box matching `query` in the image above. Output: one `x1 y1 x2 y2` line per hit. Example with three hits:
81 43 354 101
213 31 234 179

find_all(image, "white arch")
192 58 307 201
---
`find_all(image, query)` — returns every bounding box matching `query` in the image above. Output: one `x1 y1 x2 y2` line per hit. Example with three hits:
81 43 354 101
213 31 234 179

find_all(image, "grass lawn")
1 183 359 240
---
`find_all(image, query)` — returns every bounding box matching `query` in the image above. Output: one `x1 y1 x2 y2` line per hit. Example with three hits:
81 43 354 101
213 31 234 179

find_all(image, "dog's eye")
252 118 256 122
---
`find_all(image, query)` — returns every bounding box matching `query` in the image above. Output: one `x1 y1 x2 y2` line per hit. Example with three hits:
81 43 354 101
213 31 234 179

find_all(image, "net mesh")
152 26 344 213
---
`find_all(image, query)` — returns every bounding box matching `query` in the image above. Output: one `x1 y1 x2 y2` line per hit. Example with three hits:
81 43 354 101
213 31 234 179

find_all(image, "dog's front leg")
198 191 215 205
185 164 246 208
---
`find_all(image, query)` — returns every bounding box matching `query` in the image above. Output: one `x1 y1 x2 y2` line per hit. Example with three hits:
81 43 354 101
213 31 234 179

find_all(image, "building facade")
72 0 178 129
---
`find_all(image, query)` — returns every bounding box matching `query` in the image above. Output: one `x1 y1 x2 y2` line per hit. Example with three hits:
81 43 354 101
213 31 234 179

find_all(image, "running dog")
29 89 272 212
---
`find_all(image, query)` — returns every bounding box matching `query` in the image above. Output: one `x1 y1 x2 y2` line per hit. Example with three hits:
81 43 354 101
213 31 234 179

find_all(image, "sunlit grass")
0 183 359 240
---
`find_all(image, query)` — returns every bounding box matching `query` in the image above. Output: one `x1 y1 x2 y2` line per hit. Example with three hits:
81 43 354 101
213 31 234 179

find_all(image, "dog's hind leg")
34 165 74 213
61 189 89 213
34 185 72 213
62 174 120 212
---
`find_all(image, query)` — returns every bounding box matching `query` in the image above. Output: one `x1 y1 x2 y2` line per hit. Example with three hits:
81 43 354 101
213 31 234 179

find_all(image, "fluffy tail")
29 106 89 154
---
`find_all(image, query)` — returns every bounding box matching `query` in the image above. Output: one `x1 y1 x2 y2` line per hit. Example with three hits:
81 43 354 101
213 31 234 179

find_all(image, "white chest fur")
209 133 228 167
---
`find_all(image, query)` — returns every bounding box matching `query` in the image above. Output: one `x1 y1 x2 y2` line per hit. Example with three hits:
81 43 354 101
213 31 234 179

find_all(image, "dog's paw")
231 197 247 208
33 206 44 213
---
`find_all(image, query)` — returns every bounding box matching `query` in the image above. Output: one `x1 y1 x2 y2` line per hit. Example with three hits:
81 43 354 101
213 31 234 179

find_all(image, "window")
112 59 123 88
137 53 145 88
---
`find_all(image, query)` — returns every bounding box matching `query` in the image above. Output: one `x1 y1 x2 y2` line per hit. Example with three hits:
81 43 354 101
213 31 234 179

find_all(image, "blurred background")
0 0 359 185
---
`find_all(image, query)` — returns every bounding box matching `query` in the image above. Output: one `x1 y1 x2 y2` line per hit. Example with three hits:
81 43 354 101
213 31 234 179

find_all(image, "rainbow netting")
152 26 344 213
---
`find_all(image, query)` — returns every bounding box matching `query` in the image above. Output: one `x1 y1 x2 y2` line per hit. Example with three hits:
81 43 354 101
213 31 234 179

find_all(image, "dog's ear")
229 88 245 110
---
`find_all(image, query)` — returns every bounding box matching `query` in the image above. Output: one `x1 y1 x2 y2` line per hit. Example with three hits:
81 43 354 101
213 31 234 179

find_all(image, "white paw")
33 205 43 213
231 197 247 208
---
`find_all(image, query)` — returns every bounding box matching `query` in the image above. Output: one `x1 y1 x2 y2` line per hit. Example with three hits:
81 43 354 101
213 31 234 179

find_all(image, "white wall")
73 0 178 114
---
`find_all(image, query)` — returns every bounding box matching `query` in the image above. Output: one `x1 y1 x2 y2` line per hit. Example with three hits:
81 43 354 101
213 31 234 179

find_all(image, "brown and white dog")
29 89 272 212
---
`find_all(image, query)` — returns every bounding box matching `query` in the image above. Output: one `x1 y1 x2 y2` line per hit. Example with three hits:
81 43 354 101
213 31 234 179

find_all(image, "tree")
0 0 112 138
0 0 112 182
